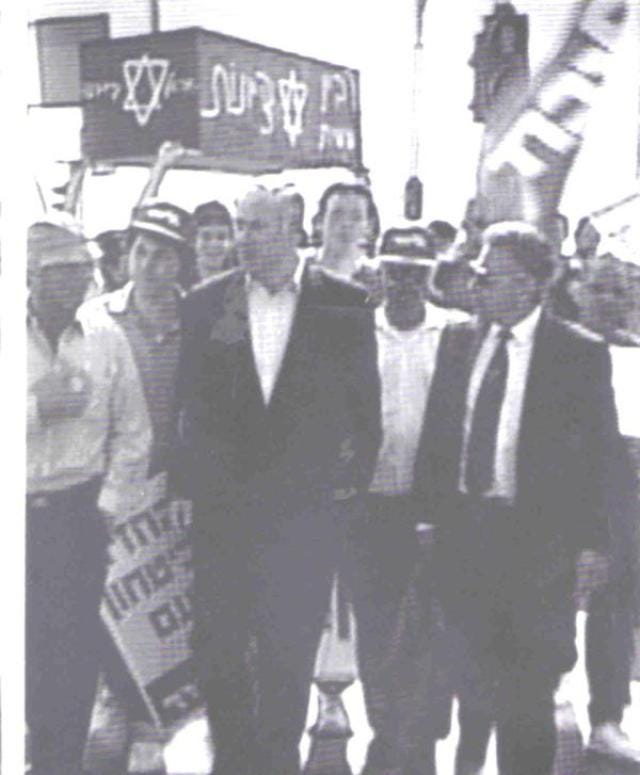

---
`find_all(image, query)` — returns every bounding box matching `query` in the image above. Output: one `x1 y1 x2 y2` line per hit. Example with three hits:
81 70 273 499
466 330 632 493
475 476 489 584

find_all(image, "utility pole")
150 0 160 33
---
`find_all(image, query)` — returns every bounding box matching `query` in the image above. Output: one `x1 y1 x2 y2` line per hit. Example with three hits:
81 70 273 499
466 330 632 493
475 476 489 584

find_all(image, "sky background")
25 0 640 234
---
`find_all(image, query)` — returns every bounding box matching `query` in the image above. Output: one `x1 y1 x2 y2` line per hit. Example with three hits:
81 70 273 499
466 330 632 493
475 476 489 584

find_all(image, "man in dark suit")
175 186 381 775
414 221 622 775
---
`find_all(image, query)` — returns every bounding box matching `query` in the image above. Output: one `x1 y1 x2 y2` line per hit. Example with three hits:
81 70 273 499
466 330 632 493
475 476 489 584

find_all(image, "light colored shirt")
246 258 305 404
27 304 153 517
99 282 182 506
370 303 469 496
459 305 542 501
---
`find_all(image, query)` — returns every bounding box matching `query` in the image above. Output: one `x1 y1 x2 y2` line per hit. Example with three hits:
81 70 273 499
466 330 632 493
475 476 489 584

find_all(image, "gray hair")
481 221 554 281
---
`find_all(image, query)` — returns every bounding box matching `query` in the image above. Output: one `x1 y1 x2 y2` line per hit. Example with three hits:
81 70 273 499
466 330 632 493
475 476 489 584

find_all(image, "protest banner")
80 27 362 174
101 498 202 729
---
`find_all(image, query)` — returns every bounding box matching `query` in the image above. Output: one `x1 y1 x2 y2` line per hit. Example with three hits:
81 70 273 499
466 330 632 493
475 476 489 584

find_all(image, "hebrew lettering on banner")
476 0 629 236
80 28 362 173
100 499 202 729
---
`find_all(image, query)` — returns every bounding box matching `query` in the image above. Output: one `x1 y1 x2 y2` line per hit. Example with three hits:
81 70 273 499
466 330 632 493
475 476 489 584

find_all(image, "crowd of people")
26 143 640 775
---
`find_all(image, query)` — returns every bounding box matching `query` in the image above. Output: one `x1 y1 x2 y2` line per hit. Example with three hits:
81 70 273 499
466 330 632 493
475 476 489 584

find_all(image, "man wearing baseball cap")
347 227 468 775
27 221 152 775
96 201 193 511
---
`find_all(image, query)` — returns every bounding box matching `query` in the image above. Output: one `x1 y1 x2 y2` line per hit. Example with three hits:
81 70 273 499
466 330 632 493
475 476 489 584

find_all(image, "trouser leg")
26 479 107 775
253 532 335 775
586 583 633 726
347 495 427 771
494 670 558 775
191 513 257 775
456 703 493 771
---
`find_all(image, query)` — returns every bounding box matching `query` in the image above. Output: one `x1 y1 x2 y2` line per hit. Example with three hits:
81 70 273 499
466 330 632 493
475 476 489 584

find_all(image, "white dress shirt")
246 259 305 404
459 305 542 501
370 303 469 496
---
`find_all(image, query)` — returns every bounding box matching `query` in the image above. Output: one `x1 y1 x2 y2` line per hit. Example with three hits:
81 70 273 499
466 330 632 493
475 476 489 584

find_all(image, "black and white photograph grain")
5 0 640 773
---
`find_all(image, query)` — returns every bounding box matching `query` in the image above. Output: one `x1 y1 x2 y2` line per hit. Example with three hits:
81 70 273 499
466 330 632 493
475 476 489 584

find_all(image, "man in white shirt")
347 227 467 775
27 222 152 775
415 222 620 775
177 186 381 775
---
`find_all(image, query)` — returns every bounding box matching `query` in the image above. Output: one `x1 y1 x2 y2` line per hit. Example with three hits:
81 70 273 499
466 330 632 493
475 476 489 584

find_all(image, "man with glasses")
415 221 625 775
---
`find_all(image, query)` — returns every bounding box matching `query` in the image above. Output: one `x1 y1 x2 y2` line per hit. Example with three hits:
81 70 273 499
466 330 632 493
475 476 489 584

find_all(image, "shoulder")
540 316 612 388
185 267 243 305
440 317 479 346
76 298 136 367
182 268 244 322
544 313 605 348
305 264 371 309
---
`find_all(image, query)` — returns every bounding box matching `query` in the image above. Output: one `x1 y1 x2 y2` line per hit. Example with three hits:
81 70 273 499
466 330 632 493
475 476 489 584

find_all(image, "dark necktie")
465 327 511 495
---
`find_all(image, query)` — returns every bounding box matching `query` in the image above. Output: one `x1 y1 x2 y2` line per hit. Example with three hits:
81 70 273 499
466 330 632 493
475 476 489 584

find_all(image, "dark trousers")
192 503 336 775
26 478 108 775
440 499 577 775
345 494 439 775
586 582 634 726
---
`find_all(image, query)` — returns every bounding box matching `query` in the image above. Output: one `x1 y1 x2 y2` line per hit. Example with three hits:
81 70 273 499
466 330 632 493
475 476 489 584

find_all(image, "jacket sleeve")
344 306 382 496
168 296 197 501
98 327 153 518
577 340 622 553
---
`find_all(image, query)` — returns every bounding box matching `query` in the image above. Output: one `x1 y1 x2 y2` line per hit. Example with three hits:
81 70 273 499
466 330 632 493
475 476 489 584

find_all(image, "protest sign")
80 27 362 173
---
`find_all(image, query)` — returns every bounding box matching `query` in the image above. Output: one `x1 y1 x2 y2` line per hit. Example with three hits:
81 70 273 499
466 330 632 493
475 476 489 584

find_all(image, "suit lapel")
266 264 313 412
207 272 264 410
515 312 560 495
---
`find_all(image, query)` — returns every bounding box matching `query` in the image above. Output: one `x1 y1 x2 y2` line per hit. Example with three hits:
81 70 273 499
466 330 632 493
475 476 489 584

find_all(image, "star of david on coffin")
122 53 171 127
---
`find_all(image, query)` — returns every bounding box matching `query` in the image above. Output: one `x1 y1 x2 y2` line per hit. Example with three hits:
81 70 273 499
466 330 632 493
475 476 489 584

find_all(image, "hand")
32 360 92 423
157 140 186 167
156 141 201 168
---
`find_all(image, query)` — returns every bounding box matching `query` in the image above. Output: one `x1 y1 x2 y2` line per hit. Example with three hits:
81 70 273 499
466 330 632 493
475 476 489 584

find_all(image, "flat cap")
28 222 92 272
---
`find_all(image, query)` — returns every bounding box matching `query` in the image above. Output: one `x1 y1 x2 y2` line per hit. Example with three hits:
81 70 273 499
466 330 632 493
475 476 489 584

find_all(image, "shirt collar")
493 304 542 346
376 300 462 335
246 256 305 295
102 281 135 314
102 281 182 337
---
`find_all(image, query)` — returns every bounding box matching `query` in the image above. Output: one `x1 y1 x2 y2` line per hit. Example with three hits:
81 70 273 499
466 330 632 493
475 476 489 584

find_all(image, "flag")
477 0 629 236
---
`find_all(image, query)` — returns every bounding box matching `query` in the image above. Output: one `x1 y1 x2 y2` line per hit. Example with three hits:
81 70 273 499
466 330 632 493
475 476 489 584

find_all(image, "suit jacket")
413 312 622 589
175 264 381 549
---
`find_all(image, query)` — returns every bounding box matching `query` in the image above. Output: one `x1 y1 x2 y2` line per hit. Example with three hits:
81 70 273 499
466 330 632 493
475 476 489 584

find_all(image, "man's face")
29 262 93 322
129 233 181 293
382 262 428 328
107 251 130 289
195 223 234 279
323 192 369 250
235 190 292 281
429 232 454 257
471 243 542 327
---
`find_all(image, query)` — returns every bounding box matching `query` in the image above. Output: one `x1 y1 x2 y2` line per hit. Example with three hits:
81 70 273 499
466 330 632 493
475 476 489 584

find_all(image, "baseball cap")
379 227 434 267
28 222 93 272
130 202 191 245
